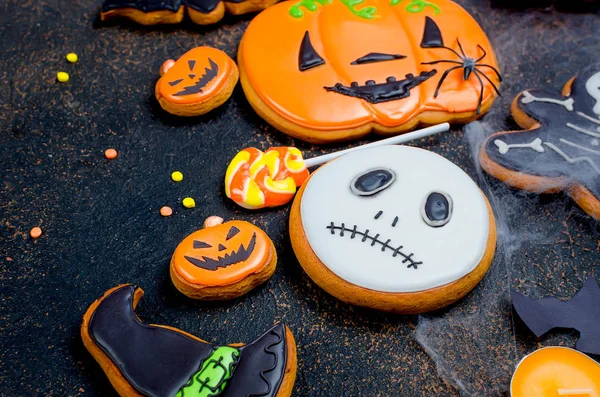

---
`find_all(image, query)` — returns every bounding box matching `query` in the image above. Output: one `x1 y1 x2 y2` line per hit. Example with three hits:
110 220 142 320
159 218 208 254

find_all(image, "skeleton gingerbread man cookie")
480 66 600 220
289 145 497 313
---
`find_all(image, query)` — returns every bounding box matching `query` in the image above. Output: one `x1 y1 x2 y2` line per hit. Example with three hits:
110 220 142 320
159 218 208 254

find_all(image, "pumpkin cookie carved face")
156 47 239 116
170 218 277 300
239 0 501 143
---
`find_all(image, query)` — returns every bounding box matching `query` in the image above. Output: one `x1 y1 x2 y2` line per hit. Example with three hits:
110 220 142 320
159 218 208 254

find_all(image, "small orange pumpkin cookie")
170 216 277 300
156 47 239 117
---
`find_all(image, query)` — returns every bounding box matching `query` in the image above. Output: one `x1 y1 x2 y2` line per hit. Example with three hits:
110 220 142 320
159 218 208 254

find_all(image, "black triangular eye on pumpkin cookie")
298 31 325 71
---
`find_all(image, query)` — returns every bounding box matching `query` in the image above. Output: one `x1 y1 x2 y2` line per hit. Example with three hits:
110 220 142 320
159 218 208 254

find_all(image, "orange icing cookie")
239 0 501 143
170 217 277 300
225 147 310 209
156 47 239 117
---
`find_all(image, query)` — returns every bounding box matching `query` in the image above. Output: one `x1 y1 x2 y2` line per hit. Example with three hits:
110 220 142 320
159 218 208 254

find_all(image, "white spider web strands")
414 8 600 396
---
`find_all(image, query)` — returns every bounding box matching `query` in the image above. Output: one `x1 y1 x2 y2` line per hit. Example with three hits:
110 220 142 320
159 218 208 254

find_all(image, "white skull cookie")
289 145 496 313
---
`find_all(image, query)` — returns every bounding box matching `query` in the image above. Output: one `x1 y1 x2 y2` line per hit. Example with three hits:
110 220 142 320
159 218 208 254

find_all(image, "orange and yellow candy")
225 147 309 209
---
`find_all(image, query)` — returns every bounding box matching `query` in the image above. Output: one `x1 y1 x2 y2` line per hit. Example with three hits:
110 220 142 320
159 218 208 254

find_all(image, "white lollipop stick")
303 123 450 168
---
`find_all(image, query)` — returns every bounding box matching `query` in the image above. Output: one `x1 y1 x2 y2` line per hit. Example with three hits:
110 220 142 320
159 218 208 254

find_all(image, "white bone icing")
584 71 600 116
544 142 600 174
494 138 545 154
566 123 600 138
559 138 600 156
521 91 574 111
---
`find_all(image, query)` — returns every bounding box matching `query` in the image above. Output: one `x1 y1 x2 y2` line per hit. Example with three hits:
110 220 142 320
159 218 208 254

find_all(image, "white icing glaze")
584 71 600 116
494 138 544 154
521 91 574 111
299 145 490 293
544 142 600 174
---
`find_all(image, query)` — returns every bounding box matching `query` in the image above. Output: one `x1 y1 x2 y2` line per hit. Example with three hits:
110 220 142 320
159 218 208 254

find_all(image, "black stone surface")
1 1 600 396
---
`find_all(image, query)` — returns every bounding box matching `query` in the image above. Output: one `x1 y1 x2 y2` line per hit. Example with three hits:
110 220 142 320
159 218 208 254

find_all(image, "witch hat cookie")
81 285 297 397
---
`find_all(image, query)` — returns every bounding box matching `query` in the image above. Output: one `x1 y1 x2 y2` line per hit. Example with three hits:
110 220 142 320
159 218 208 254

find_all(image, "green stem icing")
389 0 441 14
339 0 378 19
175 346 240 397
289 0 332 18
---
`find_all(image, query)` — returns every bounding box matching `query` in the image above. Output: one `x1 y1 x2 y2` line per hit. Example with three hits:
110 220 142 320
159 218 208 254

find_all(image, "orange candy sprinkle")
160 206 173 217
30 227 43 239
105 148 118 159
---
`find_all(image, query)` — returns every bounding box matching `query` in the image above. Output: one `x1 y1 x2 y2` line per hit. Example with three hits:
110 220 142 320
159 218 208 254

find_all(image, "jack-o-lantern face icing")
239 0 501 143
296 145 494 294
157 47 237 104
172 220 272 287
156 47 239 117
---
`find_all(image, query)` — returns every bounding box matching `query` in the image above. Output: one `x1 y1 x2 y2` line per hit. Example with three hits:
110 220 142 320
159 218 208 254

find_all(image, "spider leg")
475 63 502 82
474 69 501 96
421 60 463 66
433 66 462 98
474 70 485 115
475 45 487 62
457 39 467 58
439 45 464 61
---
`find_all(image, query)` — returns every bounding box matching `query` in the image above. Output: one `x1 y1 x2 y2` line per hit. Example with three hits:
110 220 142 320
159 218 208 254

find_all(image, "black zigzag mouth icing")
326 222 422 269
323 70 437 104
173 58 219 96
185 233 257 271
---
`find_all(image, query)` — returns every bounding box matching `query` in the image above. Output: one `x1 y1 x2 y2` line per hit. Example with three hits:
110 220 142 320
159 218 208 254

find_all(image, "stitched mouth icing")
323 70 437 104
326 222 422 269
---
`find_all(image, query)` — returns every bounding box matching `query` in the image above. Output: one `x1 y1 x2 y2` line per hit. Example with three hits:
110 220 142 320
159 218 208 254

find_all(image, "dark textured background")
1 0 600 396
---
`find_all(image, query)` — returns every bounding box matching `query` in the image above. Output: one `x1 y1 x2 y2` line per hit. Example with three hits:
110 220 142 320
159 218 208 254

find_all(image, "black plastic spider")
421 39 502 115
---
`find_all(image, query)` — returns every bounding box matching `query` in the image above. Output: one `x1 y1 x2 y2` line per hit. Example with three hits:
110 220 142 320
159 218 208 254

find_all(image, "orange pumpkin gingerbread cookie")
170 216 277 299
156 47 239 117
239 0 501 143
101 0 279 25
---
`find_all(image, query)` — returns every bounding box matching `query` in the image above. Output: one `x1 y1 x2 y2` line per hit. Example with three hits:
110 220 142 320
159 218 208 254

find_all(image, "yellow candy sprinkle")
66 53 78 63
57 72 69 83
171 171 183 182
182 197 195 208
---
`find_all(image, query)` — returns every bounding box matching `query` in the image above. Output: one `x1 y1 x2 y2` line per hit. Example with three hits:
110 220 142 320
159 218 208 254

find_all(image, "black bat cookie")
101 0 278 26
480 64 600 220
511 277 600 355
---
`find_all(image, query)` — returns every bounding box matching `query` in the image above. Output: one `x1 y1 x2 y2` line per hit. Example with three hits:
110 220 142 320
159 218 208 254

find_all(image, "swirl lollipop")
225 123 450 209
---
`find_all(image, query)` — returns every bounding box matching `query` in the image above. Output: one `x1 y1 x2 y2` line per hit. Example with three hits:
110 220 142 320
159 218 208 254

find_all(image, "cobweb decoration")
414 6 600 396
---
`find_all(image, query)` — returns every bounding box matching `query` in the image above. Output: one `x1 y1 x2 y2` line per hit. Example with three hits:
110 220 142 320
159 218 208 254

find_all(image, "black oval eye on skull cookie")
350 168 396 196
422 192 452 227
